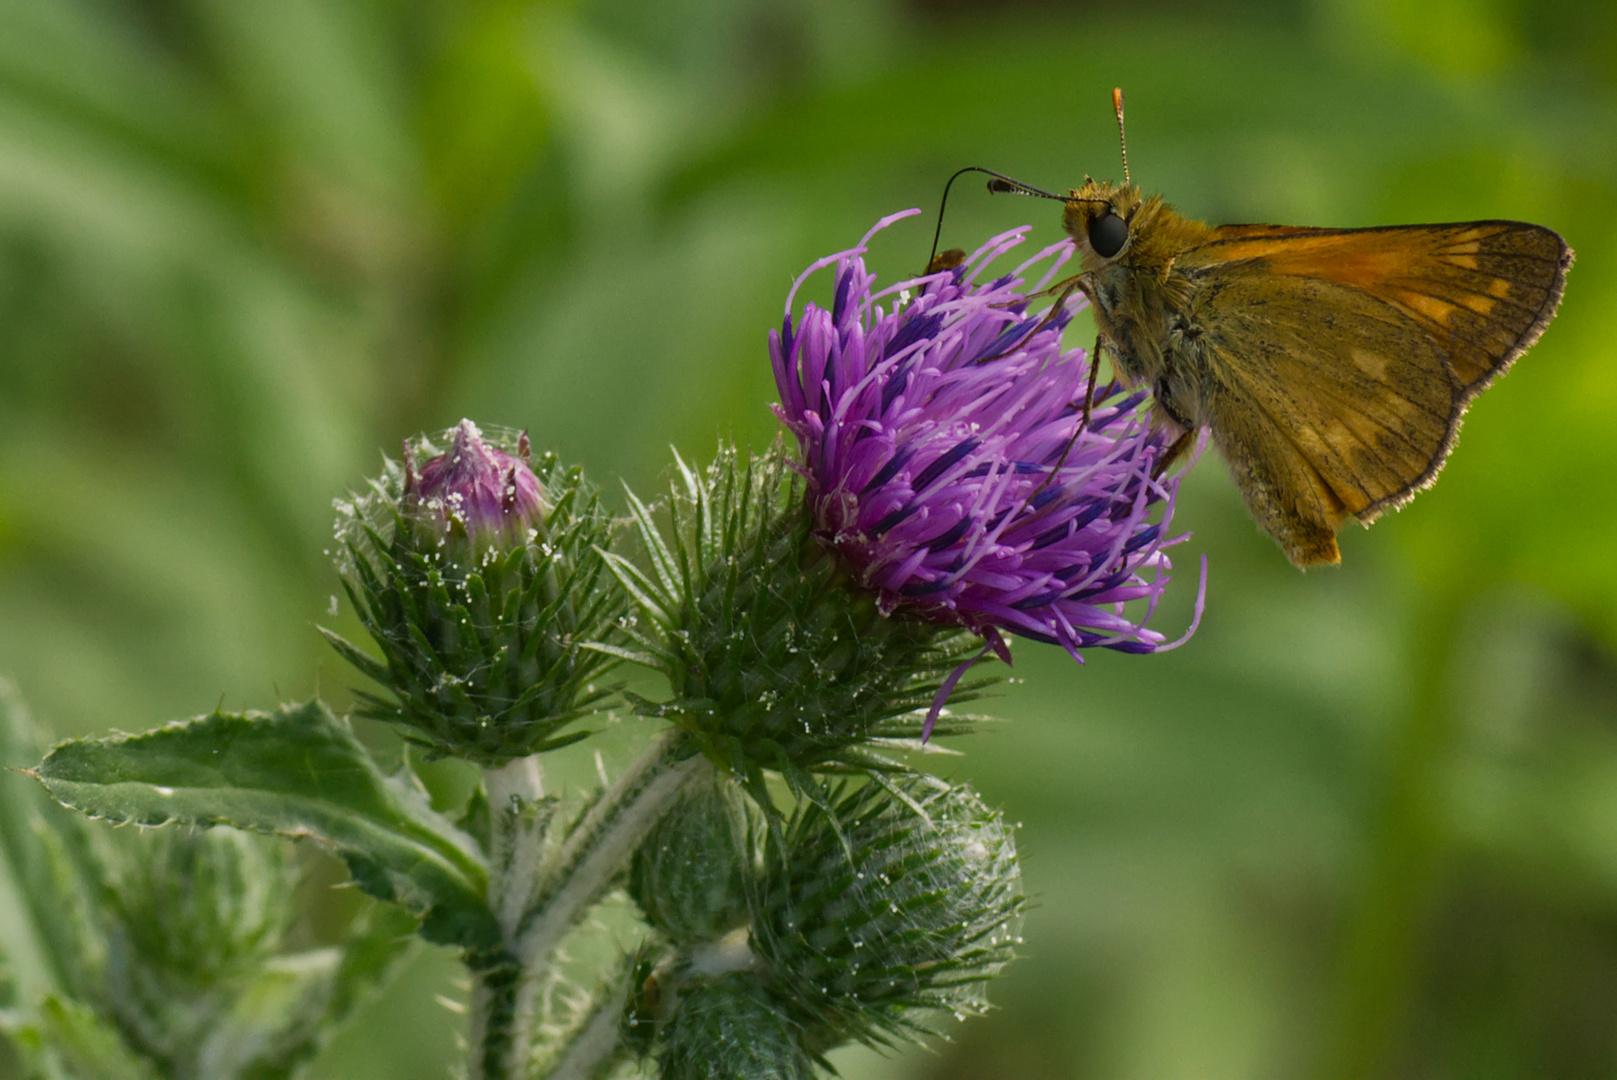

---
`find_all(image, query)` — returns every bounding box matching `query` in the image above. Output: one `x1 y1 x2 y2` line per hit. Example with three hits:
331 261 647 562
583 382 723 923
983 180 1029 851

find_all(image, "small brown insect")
925 247 968 275
963 89 1573 567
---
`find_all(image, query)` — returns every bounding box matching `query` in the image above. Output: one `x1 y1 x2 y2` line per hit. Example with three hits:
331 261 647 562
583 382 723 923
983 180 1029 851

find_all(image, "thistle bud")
105 826 294 986
630 777 753 946
658 974 814 1080
749 779 1022 1049
326 421 623 765
404 420 547 551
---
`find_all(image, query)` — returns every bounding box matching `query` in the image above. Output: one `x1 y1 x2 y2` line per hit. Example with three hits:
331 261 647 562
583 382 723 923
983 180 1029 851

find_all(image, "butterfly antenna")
1112 87 1131 186
928 167 1068 273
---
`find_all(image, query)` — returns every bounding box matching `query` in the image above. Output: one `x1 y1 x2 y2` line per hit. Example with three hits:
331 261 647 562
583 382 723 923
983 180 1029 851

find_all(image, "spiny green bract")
325 427 623 766
658 974 815 1080
750 778 1023 1052
607 443 991 806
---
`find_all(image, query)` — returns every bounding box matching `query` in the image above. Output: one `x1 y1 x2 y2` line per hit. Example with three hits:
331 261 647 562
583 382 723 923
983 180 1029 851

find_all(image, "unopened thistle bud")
404 419 548 551
101 827 299 1070
631 777 753 947
106 826 294 987
749 779 1022 1051
658 974 814 1080
326 420 623 765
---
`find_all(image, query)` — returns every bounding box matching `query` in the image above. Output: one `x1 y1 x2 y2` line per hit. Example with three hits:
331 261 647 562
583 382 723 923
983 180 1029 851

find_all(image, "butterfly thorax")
1062 182 1219 428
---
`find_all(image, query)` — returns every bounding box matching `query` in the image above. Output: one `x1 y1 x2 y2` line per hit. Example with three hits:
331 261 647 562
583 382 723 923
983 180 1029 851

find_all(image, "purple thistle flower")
770 212 1205 732
404 418 547 548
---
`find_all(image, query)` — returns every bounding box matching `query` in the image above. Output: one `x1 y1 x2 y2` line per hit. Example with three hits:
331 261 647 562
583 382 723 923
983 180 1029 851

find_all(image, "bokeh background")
0 0 1613 1077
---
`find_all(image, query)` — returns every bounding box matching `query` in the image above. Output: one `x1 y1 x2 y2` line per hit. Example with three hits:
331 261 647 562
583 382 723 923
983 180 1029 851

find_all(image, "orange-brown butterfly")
938 89 1573 568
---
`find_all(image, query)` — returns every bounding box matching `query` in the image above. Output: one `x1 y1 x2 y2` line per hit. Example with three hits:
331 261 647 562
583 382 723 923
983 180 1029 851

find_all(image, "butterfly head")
1064 178 1144 267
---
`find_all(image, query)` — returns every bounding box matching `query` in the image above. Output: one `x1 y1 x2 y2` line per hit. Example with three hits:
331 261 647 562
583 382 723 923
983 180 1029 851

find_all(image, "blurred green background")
0 0 1613 1076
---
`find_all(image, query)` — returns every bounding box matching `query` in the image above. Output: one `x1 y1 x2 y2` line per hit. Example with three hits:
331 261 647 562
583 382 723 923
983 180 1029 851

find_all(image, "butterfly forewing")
1177 221 1570 565
1193 222 1570 392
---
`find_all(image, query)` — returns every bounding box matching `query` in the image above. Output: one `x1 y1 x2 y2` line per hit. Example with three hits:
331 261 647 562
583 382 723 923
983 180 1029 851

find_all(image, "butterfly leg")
1150 429 1196 481
1020 334 1105 510
978 276 1088 364
1018 271 1085 301
1079 333 1103 429
1148 390 1198 481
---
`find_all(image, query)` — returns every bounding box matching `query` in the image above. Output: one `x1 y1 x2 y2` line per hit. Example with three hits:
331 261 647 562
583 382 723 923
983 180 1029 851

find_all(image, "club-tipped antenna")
928 166 1082 273
1112 87 1130 186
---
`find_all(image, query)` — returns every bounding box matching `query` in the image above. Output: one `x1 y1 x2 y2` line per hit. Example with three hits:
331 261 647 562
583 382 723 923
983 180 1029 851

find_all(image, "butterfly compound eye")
1088 211 1129 258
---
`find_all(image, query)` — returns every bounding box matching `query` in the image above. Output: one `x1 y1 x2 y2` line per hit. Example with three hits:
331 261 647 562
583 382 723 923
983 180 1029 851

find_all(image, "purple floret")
771 212 1204 730
405 419 547 547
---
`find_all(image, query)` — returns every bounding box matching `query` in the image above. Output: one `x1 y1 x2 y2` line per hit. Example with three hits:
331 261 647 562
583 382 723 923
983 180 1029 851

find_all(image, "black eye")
1088 211 1129 258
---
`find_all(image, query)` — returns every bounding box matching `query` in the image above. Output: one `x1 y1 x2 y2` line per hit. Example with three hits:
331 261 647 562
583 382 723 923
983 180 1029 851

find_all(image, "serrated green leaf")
0 679 105 1002
31 700 496 951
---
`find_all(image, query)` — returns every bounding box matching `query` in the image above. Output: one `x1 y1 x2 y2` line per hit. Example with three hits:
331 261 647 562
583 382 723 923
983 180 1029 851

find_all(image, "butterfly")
941 89 1573 567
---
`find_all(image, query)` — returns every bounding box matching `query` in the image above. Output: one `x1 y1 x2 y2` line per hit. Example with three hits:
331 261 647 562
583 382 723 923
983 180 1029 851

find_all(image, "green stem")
543 974 633 1080
473 732 708 1080
468 956 523 1080
487 755 548 938
467 755 546 1080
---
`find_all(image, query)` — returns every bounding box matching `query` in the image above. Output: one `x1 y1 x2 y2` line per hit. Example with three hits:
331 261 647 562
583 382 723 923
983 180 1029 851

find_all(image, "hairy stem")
477 731 707 1079
468 756 546 1080
544 974 633 1080
487 755 548 938
469 957 523 1080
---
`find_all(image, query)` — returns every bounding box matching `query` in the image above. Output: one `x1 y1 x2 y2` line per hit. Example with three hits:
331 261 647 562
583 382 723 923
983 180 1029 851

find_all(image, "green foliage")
101 826 297 1009
0 680 106 1004
607 443 990 807
328 429 623 766
6 997 158 1080
30 701 496 952
97 828 331 1080
0 691 420 1080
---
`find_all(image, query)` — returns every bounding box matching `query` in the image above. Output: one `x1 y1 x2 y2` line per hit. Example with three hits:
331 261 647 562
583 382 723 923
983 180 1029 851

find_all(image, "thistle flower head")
771 212 1204 673
404 418 547 550
608 445 988 804
326 423 622 765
